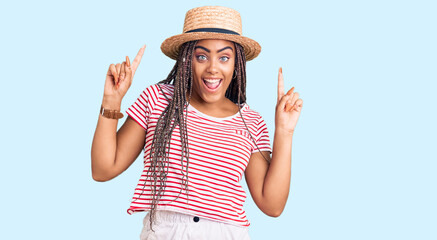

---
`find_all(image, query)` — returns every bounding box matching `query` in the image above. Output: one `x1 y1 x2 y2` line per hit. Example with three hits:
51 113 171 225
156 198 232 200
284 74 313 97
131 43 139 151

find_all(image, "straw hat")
161 6 261 61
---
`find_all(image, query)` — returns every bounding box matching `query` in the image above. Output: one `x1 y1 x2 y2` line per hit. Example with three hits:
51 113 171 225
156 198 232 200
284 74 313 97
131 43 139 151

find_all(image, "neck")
189 94 229 110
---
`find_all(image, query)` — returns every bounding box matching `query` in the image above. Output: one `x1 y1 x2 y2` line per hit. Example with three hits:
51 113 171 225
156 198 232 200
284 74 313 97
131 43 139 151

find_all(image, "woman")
91 6 303 239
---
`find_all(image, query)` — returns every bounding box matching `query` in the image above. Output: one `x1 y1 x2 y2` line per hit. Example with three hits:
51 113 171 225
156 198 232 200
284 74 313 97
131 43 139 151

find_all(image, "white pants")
140 211 250 240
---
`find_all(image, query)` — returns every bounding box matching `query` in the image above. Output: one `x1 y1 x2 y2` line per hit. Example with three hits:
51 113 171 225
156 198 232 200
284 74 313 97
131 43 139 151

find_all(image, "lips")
203 78 222 90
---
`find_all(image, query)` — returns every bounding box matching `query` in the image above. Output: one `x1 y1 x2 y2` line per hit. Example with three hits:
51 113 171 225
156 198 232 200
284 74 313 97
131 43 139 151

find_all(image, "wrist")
102 96 122 110
275 127 294 137
100 105 124 119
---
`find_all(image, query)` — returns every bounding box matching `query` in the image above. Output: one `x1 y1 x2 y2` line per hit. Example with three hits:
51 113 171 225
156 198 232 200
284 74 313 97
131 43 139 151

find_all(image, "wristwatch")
100 105 124 119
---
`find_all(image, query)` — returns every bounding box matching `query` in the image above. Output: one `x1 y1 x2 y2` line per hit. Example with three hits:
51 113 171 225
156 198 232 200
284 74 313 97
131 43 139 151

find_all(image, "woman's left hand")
275 67 303 134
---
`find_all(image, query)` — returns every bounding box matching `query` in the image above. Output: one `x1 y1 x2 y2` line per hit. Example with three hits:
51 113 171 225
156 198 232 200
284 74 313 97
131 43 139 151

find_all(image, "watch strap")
100 105 124 119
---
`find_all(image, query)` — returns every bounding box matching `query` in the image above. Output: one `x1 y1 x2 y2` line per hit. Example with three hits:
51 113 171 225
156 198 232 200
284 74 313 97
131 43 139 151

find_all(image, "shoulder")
241 104 264 123
143 83 173 98
155 83 174 98
235 104 268 134
140 83 174 104
241 105 270 141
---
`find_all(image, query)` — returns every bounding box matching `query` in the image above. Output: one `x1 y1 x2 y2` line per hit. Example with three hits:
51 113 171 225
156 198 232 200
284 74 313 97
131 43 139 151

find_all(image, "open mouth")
203 78 222 91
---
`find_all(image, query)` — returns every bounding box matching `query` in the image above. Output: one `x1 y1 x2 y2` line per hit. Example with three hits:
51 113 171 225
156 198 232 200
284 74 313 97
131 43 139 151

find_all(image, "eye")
196 55 207 62
220 56 230 62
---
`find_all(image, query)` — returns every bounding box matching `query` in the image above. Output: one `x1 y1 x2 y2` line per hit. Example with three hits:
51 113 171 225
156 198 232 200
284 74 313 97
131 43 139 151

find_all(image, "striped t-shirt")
126 83 271 227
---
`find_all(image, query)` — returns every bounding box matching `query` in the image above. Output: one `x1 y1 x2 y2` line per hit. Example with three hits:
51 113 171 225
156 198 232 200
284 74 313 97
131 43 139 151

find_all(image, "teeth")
204 78 221 83
203 78 221 90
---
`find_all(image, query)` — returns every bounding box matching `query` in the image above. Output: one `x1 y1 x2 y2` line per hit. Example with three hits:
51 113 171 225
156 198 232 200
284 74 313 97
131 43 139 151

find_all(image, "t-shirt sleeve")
252 115 272 153
126 84 159 131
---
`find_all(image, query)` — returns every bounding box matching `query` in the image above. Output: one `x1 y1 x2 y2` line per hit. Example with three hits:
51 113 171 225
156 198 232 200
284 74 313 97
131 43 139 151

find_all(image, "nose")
206 58 219 74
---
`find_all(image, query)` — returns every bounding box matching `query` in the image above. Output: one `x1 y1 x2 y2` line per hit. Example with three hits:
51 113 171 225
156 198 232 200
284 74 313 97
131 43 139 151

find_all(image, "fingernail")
126 56 131 67
286 87 294 95
280 67 282 74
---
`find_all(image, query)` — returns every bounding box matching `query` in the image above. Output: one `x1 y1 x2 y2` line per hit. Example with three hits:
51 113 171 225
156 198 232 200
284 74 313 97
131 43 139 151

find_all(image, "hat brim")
161 32 261 61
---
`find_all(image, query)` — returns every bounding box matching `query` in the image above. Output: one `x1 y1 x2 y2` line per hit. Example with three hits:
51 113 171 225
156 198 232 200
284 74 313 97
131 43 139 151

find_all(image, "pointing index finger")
277 67 284 103
131 45 146 72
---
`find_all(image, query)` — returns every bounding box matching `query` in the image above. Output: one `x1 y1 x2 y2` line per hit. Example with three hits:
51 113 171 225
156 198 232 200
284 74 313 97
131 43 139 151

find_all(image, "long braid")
139 41 268 230
141 41 197 230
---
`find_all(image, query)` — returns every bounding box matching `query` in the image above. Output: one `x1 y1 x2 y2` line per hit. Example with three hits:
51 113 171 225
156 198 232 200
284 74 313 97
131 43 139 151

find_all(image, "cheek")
192 62 203 80
225 62 236 79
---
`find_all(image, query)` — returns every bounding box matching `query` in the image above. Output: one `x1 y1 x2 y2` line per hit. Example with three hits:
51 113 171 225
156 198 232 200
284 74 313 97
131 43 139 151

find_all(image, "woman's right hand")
103 45 146 107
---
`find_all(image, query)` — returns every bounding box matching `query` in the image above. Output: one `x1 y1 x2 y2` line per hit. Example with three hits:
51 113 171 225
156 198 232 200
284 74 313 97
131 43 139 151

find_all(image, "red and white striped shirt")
126 83 271 227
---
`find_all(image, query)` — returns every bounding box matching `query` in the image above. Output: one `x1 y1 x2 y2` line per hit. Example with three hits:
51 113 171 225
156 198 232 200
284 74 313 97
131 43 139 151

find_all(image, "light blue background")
1 0 436 239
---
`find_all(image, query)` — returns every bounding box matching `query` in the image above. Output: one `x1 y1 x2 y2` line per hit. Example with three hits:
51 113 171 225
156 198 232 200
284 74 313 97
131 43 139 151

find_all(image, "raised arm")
91 45 146 182
245 67 303 217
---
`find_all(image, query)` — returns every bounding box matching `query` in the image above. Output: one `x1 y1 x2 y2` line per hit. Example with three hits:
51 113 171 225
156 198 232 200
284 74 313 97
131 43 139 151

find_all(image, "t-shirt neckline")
187 103 247 121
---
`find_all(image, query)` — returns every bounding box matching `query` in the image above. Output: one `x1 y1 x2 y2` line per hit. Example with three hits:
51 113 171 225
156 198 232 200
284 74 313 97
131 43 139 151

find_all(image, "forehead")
195 39 234 50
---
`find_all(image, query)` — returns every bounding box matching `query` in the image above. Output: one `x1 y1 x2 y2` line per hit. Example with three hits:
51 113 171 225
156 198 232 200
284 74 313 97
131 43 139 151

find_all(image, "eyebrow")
194 46 234 53
218 46 234 53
